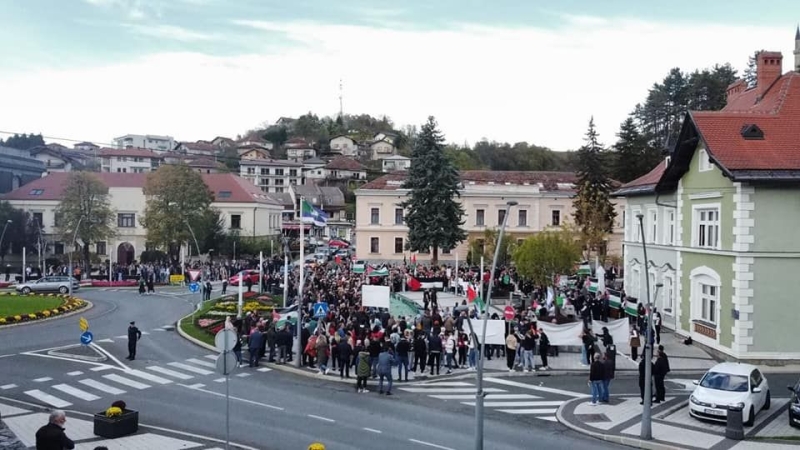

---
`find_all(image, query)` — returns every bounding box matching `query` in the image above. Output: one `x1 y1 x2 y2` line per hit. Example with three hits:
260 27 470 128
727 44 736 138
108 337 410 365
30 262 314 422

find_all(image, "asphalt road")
0 287 637 449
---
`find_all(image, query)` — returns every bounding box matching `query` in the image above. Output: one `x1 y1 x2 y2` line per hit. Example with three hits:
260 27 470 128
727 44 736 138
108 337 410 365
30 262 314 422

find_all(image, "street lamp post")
474 200 517 450
637 213 658 440
68 216 85 296
0 220 11 267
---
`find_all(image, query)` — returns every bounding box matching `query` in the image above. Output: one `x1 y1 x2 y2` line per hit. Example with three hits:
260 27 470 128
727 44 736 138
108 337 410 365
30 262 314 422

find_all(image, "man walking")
126 321 141 361
248 326 264 367
35 409 74 449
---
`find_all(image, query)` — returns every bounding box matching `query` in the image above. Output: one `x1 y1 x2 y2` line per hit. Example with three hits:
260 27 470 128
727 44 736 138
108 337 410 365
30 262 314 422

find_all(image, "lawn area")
179 299 219 347
0 297 63 317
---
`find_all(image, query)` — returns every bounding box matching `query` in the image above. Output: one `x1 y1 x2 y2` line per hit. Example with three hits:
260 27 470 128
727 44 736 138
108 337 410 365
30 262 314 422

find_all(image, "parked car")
789 378 800 428
228 270 260 287
16 276 79 294
689 362 770 426
314 252 328 264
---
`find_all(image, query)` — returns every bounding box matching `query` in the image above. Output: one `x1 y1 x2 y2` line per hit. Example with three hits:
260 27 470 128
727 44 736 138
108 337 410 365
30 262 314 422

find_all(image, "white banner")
537 319 630 347
469 319 506 345
361 285 390 309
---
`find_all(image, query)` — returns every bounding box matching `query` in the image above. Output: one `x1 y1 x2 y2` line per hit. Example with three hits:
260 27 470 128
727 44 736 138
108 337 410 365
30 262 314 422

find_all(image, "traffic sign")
79 317 89 332
215 351 238 376
313 302 329 319
189 282 200 293
188 270 201 281
214 329 237 352
80 331 93 345
504 305 515 321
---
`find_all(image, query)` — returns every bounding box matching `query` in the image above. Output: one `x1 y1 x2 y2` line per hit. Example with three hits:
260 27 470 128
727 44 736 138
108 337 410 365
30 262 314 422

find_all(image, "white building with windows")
239 159 303 193
355 171 625 262
381 155 411 172
113 134 175 152
99 148 163 173
2 172 282 265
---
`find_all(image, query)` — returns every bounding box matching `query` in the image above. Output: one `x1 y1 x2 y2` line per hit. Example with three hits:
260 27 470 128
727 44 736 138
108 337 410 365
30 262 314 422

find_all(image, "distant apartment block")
114 134 175 152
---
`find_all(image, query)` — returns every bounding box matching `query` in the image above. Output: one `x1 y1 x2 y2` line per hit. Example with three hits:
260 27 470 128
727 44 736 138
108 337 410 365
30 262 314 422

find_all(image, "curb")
0 300 93 330
555 396 692 450
175 312 217 353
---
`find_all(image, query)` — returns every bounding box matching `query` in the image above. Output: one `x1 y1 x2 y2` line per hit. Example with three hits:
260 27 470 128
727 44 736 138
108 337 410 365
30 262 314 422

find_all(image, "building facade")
355 171 625 263
99 148 162 173
113 134 175 152
239 159 303 193
617 46 800 361
0 146 45 194
381 155 411 172
2 172 282 265
329 136 359 157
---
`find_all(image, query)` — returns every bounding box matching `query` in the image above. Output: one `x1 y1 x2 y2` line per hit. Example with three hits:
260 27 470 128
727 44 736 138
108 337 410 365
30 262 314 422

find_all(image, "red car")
229 270 260 287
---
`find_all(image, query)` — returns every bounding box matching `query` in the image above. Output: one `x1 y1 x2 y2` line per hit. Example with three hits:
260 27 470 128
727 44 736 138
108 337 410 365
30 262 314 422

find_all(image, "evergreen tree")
400 116 467 265
743 51 761 88
572 117 616 257
612 117 661 183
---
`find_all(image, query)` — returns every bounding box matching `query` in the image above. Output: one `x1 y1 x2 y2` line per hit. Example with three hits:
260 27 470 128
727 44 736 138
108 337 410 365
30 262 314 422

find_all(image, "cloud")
0 17 796 151
123 23 217 42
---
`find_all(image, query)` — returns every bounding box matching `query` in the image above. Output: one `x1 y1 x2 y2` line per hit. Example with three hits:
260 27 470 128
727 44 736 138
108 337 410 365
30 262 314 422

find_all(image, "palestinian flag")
474 295 485 313
577 263 592 276
624 299 639 317
587 277 599 293
370 267 389 277
608 289 623 308
467 284 477 302
407 276 444 291
556 295 565 307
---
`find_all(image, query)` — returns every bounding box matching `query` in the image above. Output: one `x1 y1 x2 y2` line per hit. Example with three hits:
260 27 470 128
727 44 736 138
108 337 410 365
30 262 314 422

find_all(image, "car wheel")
22 287 31 294
744 405 755 426
764 391 771 410
59 286 68 294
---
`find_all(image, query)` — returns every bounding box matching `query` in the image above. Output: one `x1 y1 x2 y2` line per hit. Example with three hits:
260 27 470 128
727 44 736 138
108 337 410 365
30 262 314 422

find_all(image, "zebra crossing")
7 354 272 409
398 379 587 422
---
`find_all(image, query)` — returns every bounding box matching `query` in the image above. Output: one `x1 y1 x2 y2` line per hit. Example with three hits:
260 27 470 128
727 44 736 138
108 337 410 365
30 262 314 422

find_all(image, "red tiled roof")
325 156 366 171
98 147 164 159
620 161 667 189
180 141 217 152
359 171 582 191
2 172 278 205
186 157 226 169
692 72 800 171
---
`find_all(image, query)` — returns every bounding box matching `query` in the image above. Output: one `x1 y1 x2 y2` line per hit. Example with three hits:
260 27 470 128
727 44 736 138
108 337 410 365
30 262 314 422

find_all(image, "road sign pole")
237 271 244 319
224 329 230 450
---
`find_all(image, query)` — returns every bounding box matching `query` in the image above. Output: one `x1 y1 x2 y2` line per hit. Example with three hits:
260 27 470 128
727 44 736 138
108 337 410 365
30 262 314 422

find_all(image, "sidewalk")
0 398 253 450
557 394 800 450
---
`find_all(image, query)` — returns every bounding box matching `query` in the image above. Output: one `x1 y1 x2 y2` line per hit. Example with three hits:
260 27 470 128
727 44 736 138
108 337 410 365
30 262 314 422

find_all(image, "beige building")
99 148 163 173
354 171 625 263
239 159 303 193
3 172 282 264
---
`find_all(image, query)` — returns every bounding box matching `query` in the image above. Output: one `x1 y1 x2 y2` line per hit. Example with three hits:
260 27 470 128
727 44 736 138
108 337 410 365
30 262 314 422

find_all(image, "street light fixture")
474 199 517 450
68 216 85 296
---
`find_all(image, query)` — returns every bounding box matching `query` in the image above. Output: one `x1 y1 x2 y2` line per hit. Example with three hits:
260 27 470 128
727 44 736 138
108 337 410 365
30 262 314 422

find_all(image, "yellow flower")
10 292 17 296
105 406 123 417
42 311 51 317
52 309 60 314
28 314 37 319
0 318 6 324
13 315 21 321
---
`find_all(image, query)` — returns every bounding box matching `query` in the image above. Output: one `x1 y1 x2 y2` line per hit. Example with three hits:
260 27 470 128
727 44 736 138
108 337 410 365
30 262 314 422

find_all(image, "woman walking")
505 329 518 372
355 343 371 393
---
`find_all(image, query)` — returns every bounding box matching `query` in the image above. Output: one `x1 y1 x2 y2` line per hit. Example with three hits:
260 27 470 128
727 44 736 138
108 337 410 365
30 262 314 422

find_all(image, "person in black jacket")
35 410 74 450
538 329 550 370
412 333 427 373
337 338 353 379
588 354 605 405
653 348 670 403
601 352 615 403
396 334 411 381
427 332 443 375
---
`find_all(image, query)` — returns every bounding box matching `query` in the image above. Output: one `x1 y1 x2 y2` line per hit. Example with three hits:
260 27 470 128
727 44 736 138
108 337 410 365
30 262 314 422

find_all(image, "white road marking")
89 365 114 372
186 358 216 369
52 383 101 401
257 367 271 372
147 366 195 380
363 428 382 434
89 343 130 371
66 371 83 376
1 384 17 390
0 354 15 359
236 373 250 378
96 338 114 343
429 393 540 400
114 335 127 339
102 374 150 390
125 369 172 385
168 362 214 375
184 383 205 389
409 438 454 450
24 389 71 408
307 414 335 423
484 377 590 398
204 354 217 360
78 379 126 395
410 381 473 387
537 416 558 422
213 377 226 383
461 401 564 408
33 377 53 383
180 384 284 410
399 387 506 394
496 408 559 415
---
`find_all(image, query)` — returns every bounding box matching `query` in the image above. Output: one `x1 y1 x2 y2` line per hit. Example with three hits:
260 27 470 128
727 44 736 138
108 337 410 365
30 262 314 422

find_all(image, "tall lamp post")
474 200 517 450
68 216 85 296
637 213 659 440
0 220 11 273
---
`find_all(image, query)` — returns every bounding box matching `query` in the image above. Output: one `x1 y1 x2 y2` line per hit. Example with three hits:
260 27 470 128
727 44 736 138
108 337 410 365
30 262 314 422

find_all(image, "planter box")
93 409 138 438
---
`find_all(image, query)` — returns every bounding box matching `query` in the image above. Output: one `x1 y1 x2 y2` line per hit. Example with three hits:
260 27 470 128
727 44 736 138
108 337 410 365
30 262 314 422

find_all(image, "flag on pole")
466 284 477 302
301 199 327 227
407 276 422 291
474 295 485 313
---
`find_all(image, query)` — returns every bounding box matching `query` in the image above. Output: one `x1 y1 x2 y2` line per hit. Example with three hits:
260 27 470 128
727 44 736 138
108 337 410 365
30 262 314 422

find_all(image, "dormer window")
740 124 764 140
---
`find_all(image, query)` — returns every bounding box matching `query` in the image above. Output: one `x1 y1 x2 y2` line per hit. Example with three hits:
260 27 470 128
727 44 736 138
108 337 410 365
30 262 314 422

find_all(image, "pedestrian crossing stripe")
102 374 150 390
78 379 126 395
52 383 101 402
147 366 194 380
25 389 71 408
168 362 214 375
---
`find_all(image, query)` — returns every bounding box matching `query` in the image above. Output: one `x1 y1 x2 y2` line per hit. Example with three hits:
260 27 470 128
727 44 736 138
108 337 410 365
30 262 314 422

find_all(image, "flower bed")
91 280 139 288
0 282 12 288
0 294 87 326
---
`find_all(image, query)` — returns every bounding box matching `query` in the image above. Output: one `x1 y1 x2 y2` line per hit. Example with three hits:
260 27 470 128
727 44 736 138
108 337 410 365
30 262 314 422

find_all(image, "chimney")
756 51 783 98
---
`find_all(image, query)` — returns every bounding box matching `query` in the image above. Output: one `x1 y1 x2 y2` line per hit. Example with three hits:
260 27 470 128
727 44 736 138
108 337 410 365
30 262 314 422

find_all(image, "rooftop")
324 156 367 171
612 161 668 197
98 147 164 159
239 159 303 167
359 171 581 191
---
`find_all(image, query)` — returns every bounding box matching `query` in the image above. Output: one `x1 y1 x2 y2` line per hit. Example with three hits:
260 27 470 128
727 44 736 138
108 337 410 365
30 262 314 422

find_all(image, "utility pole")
638 213 656 440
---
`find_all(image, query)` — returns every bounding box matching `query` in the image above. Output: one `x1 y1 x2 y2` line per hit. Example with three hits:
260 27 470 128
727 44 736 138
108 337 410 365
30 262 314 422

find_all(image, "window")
698 148 712 172
96 241 107 256
218 190 232 199
29 189 44 196
54 212 63 227
275 187 283 193
648 270 656 302
647 208 657 243
275 168 284 176
275 179 284 185
261 168 269 175
394 208 403 225
700 283 718 324
551 209 561 226
290 169 297 177
260 178 269 186
116 168 127 173
370 208 380 225
117 213 135 228
370 237 379 253
667 210 675 245
54 242 64 255
663 273 674 313
231 214 242 229
498 209 506 226
442 248 451 254
394 237 403 254
32 212 43 228
632 210 641 241
695 207 720 249
630 266 641 299
476 209 485 226
518 209 527 227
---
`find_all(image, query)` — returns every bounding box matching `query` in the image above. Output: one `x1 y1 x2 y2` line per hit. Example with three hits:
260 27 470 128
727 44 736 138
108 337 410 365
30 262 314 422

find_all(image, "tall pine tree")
400 116 467 265
573 117 616 257
612 117 661 183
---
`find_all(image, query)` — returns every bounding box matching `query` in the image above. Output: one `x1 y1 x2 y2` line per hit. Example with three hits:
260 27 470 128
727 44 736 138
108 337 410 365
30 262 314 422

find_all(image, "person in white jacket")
444 331 457 374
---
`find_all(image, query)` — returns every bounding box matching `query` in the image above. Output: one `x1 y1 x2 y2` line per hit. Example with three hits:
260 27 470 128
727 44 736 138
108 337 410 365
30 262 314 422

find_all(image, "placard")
361 285 390 309
469 319 506 345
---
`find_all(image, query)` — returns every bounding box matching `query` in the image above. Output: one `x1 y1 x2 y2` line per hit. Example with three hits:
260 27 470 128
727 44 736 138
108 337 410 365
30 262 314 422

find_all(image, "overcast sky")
0 0 797 151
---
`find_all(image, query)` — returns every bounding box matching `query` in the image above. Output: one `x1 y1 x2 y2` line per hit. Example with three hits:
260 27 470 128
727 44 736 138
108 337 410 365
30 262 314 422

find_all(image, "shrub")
105 406 123 417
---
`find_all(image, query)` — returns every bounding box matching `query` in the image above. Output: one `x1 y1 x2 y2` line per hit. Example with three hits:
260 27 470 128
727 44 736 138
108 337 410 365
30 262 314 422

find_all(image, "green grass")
179 299 220 346
0 297 63 317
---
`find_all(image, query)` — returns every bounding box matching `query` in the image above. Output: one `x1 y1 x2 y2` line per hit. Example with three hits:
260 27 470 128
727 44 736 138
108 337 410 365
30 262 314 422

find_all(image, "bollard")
725 404 745 440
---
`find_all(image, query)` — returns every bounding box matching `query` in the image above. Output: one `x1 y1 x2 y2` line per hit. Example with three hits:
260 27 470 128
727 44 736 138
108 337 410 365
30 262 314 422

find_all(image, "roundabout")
0 292 88 327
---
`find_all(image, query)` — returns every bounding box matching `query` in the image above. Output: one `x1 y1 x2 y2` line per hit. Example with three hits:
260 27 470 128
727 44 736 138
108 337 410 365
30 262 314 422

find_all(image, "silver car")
16 276 80 294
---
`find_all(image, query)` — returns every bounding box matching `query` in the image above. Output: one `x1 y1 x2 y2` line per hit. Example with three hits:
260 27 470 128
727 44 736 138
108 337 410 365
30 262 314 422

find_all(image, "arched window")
690 266 721 326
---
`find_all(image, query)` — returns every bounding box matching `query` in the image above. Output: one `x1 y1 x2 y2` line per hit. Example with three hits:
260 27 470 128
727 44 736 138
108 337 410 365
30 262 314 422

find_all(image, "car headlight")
734 402 745 409
690 395 699 404
791 404 800 414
